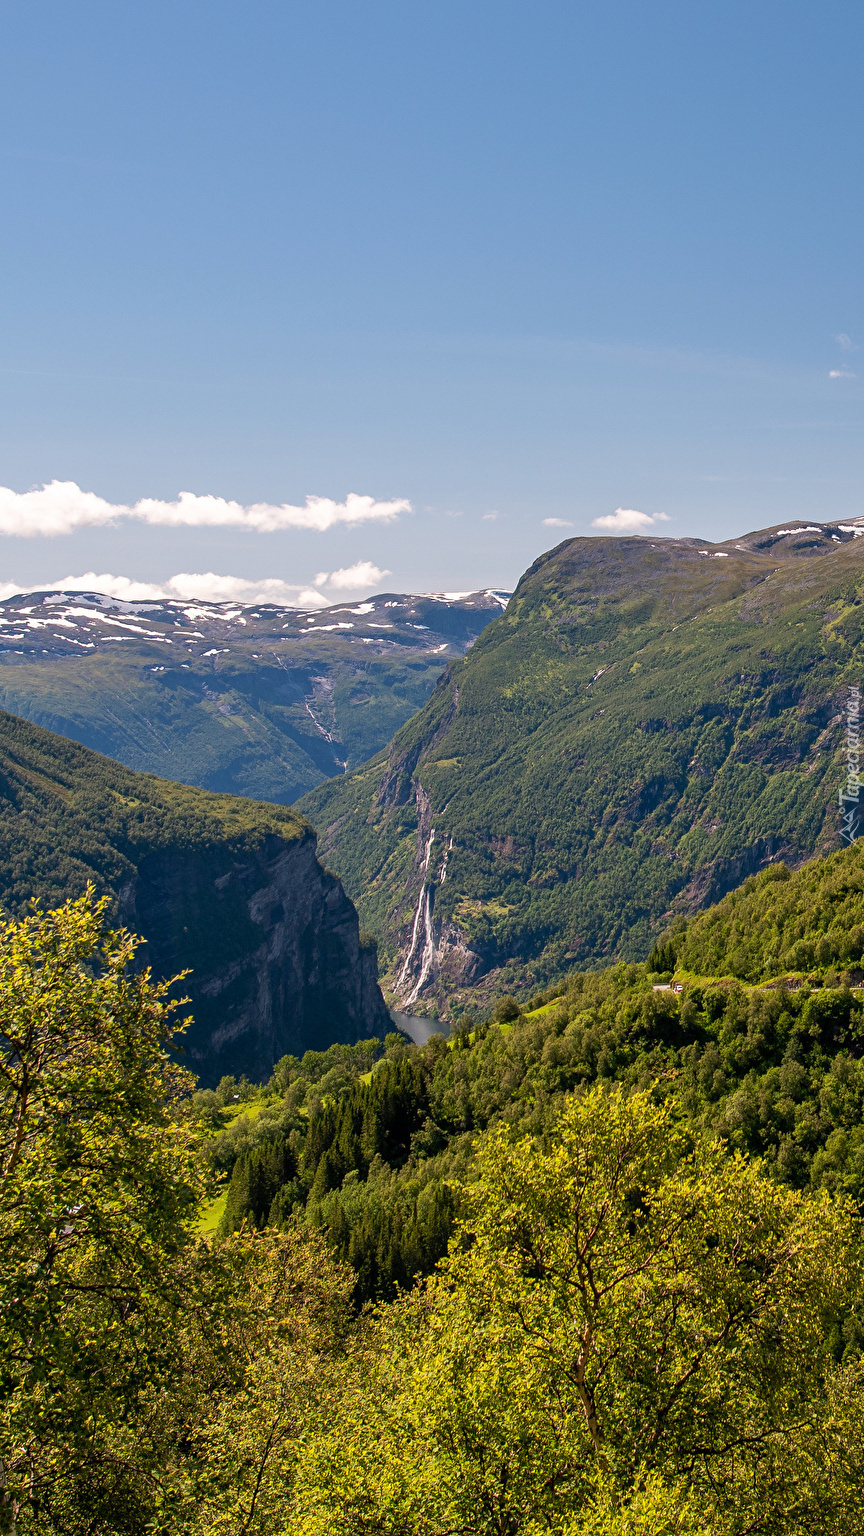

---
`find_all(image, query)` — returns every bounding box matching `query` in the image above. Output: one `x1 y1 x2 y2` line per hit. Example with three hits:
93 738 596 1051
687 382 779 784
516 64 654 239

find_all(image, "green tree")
168 1227 354 1536
0 893 204 1531
292 1086 864 1535
556 1473 716 1535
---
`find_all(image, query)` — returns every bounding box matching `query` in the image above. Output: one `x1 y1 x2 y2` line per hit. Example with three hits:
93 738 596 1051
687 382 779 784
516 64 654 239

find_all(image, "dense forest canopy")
212 846 864 1304
5 834 864 1530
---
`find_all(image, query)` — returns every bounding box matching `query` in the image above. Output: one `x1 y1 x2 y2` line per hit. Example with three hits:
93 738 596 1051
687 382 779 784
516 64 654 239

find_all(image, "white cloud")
829 369 856 379
0 571 327 608
482 511 499 521
837 333 856 350
169 573 326 604
0 560 394 608
325 561 391 590
591 508 671 533
45 570 332 606
0 481 411 537
542 517 573 528
295 589 331 609
48 572 171 601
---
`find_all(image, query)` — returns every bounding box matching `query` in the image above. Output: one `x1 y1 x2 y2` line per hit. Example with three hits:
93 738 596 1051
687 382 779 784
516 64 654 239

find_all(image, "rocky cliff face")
124 830 390 1084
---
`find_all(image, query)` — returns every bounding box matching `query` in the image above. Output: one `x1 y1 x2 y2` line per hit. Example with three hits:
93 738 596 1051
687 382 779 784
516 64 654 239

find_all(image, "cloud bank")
0 562 393 609
591 508 670 533
43 572 332 607
0 481 411 537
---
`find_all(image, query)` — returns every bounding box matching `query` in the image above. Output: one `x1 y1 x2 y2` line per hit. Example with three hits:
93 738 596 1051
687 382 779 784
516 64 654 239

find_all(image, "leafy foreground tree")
0 894 351 1535
292 1086 864 1536
167 1226 353 1536
0 893 207 1528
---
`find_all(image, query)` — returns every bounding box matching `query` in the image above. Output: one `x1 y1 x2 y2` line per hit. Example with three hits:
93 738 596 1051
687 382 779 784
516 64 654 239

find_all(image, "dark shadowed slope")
0 711 389 1082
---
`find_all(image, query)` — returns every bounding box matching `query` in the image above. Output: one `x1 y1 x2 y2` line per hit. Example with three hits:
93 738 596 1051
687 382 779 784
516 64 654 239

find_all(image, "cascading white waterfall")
396 832 455 1006
396 829 436 994
439 836 454 884
402 886 437 1007
397 884 429 991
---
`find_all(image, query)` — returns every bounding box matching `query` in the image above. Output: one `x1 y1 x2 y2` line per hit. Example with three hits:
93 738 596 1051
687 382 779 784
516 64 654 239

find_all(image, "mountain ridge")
0 587 509 803
297 517 864 1018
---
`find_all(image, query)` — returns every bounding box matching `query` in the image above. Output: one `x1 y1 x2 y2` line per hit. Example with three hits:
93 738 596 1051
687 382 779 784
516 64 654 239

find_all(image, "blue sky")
0 0 861 602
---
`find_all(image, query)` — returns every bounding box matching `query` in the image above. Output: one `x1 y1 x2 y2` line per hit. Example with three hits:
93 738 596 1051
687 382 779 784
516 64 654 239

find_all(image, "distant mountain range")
0 588 509 803
296 518 864 1017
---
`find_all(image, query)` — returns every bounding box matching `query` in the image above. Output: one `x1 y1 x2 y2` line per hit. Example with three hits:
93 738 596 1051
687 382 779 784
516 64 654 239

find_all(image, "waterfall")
396 829 436 993
402 885 437 1008
396 831 455 1005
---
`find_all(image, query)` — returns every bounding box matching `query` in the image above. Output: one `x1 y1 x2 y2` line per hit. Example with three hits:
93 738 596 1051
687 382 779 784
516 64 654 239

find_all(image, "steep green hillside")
298 519 864 1014
663 842 864 983
0 589 505 802
0 710 389 1080
0 706 303 914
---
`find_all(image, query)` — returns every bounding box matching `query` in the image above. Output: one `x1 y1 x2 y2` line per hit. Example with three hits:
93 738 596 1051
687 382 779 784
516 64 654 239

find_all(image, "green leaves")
1 890 862 1535
0 892 204 1528
291 1087 864 1536
168 1227 355 1536
458 1088 858 1485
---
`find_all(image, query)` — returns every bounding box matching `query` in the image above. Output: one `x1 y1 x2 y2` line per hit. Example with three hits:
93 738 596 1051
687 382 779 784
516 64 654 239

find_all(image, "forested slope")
211 835 864 1303
668 842 864 982
7 840 864 1532
298 518 864 1015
